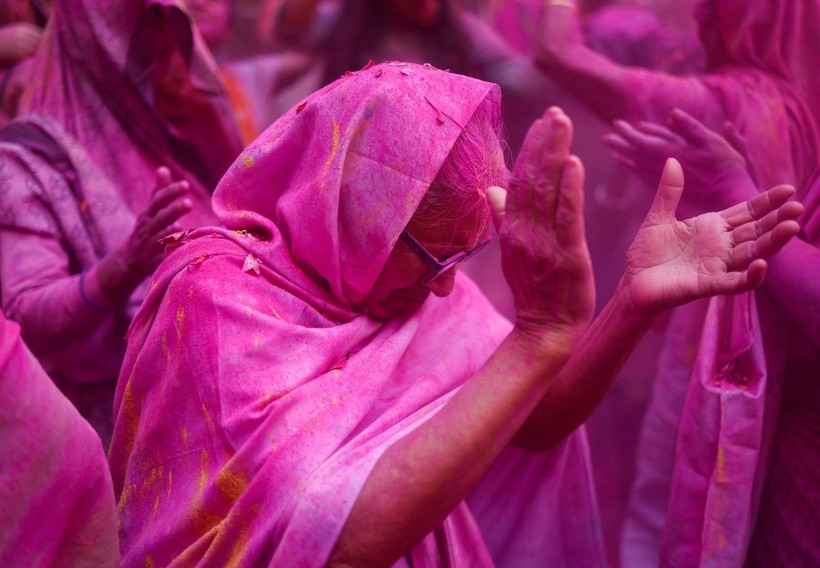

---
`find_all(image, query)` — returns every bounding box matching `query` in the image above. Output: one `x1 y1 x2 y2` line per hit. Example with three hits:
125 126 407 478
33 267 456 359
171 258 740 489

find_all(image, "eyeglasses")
399 230 491 285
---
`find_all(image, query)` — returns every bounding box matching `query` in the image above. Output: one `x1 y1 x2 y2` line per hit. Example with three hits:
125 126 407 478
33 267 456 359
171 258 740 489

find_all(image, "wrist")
612 277 663 325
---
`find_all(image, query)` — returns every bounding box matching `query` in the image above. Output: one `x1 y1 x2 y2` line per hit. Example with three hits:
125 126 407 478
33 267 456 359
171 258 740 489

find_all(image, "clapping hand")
120 167 192 279
604 109 759 212
489 107 594 346
623 158 802 313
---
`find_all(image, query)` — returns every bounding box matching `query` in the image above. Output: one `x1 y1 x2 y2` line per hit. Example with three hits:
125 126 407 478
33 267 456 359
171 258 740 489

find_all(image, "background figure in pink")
0 309 118 567
109 61 800 567
0 0 243 445
0 0 48 126
186 0 314 143
608 110 820 566
534 0 818 564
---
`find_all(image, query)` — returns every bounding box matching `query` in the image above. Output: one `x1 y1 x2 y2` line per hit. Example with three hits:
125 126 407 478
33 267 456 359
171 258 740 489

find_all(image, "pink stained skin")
604 110 820 349
0 311 119 567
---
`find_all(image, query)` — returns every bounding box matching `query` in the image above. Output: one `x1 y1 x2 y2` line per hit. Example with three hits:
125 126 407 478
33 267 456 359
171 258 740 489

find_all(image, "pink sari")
623 2 820 565
109 62 605 567
0 311 118 567
0 0 242 441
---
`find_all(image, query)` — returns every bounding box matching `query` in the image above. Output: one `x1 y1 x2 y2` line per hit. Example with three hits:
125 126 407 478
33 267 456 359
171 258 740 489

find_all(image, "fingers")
668 108 717 147
721 184 796 227
555 156 586 249
646 158 684 222
509 106 573 226
154 166 173 192
729 220 800 268
708 259 767 296
635 121 685 145
731 201 804 243
146 180 190 216
612 119 671 156
150 197 193 234
487 185 507 232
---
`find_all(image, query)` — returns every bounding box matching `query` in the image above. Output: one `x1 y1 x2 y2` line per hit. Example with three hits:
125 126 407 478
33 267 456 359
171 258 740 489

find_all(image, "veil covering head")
695 0 820 132
111 62 606 567
209 61 501 315
19 0 243 195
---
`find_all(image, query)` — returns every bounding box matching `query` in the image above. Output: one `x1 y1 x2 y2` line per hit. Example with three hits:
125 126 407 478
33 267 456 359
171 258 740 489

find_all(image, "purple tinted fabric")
0 310 118 567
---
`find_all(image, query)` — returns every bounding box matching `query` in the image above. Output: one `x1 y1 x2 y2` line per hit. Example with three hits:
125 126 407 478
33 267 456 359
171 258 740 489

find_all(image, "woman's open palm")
625 159 803 312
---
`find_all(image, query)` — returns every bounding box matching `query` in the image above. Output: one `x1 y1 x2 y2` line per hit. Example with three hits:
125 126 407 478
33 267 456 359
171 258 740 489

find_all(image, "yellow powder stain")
332 396 338 407
226 201 238 211
253 333 260 348
244 306 251 315
242 154 254 168
225 512 252 568
175 306 185 338
151 495 160 522
180 427 189 450
270 306 283 320
161 332 171 366
319 119 341 192
216 467 249 503
143 466 162 491
202 404 215 436
118 482 136 513
192 508 222 535
119 379 140 458
198 449 209 495
716 445 729 484
188 285 194 298
167 470 173 499
149 280 157 293
145 555 154 568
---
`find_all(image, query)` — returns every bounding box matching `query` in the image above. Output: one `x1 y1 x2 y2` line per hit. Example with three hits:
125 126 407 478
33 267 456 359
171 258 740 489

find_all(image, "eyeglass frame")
399 229 492 285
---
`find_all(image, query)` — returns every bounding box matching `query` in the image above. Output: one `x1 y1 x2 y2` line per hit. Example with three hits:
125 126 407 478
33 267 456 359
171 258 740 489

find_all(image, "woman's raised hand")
489 107 594 346
538 0 583 61
119 167 192 279
623 158 803 313
604 109 759 212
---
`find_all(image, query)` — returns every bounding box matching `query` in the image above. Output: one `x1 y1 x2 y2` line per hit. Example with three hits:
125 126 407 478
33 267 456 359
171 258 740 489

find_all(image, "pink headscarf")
109 62 605 566
0 311 118 567
19 0 243 199
698 0 820 131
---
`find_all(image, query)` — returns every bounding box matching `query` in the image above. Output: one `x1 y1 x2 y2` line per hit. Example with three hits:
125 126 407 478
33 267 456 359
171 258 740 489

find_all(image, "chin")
364 293 430 320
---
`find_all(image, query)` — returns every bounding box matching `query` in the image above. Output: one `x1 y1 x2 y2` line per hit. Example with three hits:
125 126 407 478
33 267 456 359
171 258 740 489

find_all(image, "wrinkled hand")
489 107 594 345
120 167 192 279
623 158 803 313
604 109 759 212
0 23 41 63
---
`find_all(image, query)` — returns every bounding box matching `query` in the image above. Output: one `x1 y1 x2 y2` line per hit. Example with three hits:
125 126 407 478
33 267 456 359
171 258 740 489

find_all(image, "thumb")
487 185 507 232
647 158 684 222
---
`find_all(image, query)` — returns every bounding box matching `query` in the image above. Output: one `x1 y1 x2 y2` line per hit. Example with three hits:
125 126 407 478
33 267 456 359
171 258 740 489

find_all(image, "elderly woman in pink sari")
0 0 243 444
108 61 801 566
0 309 118 567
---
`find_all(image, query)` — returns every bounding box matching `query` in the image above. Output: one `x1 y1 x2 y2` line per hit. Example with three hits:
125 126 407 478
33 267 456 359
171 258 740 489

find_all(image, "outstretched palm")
624 159 802 312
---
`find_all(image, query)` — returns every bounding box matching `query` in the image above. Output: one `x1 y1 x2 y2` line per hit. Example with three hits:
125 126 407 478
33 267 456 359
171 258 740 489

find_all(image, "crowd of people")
0 1 816 566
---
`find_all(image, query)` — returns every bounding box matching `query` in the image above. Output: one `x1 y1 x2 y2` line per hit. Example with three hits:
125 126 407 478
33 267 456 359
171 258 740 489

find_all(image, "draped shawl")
109 62 605 567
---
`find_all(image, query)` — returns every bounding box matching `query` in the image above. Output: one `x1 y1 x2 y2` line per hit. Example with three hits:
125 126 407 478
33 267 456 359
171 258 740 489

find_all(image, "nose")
425 268 457 297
